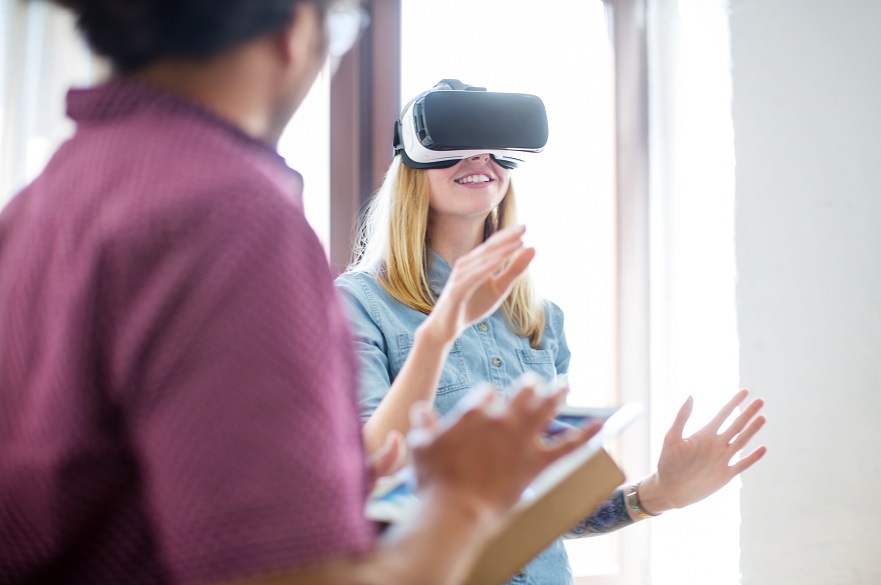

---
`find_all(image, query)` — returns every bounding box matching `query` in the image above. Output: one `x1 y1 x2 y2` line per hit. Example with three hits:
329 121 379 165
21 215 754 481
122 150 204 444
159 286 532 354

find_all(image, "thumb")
666 395 694 444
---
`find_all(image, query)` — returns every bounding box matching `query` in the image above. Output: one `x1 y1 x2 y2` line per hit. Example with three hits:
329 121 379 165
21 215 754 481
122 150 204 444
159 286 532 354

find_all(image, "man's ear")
267 0 328 136
277 1 326 69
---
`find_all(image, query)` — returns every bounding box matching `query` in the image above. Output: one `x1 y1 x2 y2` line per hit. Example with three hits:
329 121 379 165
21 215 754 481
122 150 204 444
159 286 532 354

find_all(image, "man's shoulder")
66 116 304 248
70 101 298 208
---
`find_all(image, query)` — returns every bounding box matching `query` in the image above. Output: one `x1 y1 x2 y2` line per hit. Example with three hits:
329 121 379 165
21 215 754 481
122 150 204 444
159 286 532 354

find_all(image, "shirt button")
478 322 489 332
492 357 502 367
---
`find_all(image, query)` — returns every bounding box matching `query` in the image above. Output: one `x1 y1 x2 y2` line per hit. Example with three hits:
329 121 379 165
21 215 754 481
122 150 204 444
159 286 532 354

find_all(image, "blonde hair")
350 157 546 348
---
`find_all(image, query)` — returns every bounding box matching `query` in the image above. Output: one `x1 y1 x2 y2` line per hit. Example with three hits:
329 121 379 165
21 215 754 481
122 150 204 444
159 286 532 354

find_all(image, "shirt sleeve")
101 180 374 584
334 273 396 422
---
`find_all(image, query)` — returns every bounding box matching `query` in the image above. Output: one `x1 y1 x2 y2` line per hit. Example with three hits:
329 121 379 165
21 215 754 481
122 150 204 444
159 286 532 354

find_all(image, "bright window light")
279 66 331 255
647 0 741 583
401 0 617 577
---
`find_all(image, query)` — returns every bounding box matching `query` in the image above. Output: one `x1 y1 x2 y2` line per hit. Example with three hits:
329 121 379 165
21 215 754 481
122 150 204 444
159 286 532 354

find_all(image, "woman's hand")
361 225 533 455
637 389 767 514
419 224 535 347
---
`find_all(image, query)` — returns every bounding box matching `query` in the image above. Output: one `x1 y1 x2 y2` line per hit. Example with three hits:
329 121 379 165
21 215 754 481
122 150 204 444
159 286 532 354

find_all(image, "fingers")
507 379 538 409
507 380 564 436
704 388 749 433
505 377 598 465
459 225 525 265
541 420 602 464
437 226 532 327
479 224 527 254
727 414 766 453
731 444 767 476
491 247 535 292
665 395 694 444
407 401 439 447
449 225 526 280
720 397 764 443
455 253 520 292
443 246 526 305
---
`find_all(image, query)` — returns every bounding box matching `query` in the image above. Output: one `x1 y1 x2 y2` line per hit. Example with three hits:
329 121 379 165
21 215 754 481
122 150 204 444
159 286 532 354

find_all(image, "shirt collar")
66 77 289 168
428 249 453 293
65 77 303 197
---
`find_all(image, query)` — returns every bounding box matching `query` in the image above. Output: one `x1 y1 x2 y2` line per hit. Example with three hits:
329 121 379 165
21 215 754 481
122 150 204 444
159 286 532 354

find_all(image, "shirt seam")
350 272 385 330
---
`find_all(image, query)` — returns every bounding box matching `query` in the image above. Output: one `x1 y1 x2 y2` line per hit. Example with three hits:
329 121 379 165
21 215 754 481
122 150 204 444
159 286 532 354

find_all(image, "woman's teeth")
455 174 491 184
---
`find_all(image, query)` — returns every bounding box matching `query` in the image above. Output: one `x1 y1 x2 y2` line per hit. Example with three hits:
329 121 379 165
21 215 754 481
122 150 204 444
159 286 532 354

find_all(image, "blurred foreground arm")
216 384 599 585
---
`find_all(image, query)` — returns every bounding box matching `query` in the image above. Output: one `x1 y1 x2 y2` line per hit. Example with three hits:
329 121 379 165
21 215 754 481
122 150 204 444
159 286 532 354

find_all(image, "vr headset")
393 82 549 170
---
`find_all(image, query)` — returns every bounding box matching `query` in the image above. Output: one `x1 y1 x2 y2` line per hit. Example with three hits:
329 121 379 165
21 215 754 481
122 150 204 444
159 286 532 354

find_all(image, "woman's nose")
468 152 491 163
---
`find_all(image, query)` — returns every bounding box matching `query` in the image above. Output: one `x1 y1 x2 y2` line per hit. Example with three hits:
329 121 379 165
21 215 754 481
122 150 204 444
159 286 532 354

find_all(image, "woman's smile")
453 172 494 187
426 153 511 220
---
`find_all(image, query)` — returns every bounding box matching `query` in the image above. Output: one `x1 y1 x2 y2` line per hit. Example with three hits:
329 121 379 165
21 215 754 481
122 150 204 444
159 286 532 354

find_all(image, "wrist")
380 484 500 585
419 483 500 537
629 474 672 516
624 478 664 520
415 319 456 352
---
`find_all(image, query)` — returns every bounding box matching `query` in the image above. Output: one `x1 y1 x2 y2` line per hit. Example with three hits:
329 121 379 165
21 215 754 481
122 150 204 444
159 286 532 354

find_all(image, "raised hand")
360 225 534 455
421 224 535 347
637 389 767 514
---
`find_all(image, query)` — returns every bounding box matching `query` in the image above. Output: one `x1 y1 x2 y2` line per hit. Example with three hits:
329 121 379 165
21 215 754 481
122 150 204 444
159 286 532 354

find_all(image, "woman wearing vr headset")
336 80 768 584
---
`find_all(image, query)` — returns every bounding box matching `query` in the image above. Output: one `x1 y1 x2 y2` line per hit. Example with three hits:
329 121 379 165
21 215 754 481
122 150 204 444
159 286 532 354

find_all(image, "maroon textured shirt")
0 80 374 584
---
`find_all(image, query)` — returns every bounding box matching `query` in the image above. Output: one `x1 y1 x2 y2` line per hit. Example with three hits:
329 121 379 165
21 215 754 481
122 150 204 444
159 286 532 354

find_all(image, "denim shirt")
335 252 575 585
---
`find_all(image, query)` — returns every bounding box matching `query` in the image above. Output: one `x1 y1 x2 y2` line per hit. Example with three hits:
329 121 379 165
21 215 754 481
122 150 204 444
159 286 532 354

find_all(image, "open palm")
426 225 535 344
641 389 767 513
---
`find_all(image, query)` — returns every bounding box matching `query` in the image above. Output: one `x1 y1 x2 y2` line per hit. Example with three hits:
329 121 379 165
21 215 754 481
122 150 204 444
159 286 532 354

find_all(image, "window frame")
328 0 402 274
606 0 652 583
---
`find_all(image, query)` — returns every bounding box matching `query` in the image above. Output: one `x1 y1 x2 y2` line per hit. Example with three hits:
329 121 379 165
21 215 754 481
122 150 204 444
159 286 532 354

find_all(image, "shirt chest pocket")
397 334 471 395
516 348 558 385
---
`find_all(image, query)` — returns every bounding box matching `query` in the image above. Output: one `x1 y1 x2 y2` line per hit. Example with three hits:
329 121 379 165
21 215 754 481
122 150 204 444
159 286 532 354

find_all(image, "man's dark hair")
51 0 329 72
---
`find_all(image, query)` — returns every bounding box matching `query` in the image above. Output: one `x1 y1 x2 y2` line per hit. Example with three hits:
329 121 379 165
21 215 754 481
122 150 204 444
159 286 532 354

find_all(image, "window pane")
279 67 331 254
401 0 617 576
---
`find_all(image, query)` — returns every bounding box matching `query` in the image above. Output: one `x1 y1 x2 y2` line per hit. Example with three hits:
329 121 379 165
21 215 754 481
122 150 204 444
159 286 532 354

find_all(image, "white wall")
731 0 881 583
